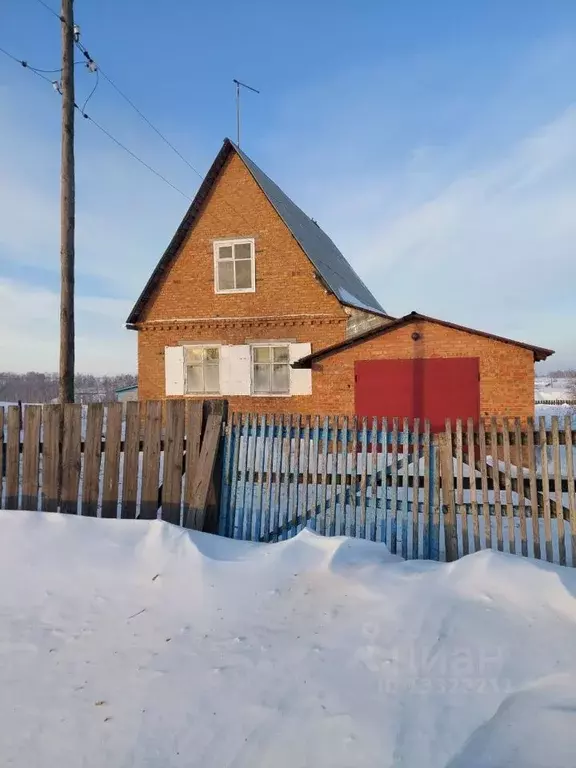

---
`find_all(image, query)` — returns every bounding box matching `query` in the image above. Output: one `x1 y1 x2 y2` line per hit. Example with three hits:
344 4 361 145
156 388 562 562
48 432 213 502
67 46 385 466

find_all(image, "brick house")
127 138 553 423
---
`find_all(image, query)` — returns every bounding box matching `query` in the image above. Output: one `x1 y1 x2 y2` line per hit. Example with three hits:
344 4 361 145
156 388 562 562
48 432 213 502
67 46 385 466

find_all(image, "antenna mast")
233 78 260 147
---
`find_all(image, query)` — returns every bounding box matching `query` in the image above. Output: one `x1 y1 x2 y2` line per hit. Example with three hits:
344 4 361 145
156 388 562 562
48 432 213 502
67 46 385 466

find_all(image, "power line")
78 108 192 201
80 67 99 113
32 1 204 179
97 69 204 179
0 46 56 84
1 46 192 201
34 0 62 21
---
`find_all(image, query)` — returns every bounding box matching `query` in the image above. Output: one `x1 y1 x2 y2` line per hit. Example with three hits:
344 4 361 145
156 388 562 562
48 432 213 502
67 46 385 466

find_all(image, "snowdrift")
0 510 575 767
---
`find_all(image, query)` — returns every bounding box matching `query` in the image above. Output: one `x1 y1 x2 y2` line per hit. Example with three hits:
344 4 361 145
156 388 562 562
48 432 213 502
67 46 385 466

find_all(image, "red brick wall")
309 320 535 419
134 153 534 420
136 151 350 406
140 152 346 323
138 318 344 412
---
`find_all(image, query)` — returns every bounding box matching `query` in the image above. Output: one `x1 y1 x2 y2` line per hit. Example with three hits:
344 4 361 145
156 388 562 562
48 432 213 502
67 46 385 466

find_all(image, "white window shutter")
165 346 184 396
220 345 251 395
289 343 312 395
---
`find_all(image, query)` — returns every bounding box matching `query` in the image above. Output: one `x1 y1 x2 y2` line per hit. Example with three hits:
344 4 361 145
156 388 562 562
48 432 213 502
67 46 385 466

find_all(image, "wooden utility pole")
59 0 75 404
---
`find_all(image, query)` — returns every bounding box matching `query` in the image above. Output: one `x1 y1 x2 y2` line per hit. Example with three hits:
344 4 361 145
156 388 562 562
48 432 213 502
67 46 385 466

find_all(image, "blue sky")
1 0 575 373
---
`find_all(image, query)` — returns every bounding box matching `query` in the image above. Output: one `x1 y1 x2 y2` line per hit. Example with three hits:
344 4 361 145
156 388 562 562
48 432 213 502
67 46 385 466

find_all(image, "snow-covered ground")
1 511 575 767
535 376 575 402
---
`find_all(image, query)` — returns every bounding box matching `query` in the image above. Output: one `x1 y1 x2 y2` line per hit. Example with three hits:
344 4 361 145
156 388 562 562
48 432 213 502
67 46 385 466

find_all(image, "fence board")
441 422 458 561
162 400 185 526
455 419 467 556
41 405 60 512
431 433 441 560
82 404 104 517
235 414 249 538
502 420 515 555
255 414 267 541
401 418 410 559
349 416 358 538
490 418 503 551
311 416 320 532
261 414 274 541
478 421 491 549
422 420 431 558
551 416 566 566
291 415 301 537
565 414 576 566
100 403 123 519
318 416 329 536
526 418 540 559
140 400 162 520
412 418 420 559
121 401 140 519
539 416 553 562
22 405 41 511
0 408 3 507
359 418 368 539
186 411 224 531
378 419 388 543
281 414 291 540
5 406 20 510
184 401 203 522
328 416 338 537
514 419 528 558
390 418 399 553
369 418 378 542
467 418 479 553
338 417 348 537
219 410 234 537
61 404 82 515
245 413 258 539
301 416 311 533
228 413 242 537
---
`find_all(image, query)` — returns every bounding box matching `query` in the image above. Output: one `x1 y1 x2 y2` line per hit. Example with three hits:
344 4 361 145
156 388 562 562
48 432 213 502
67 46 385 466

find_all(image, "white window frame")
184 344 221 395
213 238 256 294
250 343 291 397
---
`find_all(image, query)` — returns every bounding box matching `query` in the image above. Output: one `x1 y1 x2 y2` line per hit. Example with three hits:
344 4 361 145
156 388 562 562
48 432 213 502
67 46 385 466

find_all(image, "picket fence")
1 401 576 566
220 413 576 566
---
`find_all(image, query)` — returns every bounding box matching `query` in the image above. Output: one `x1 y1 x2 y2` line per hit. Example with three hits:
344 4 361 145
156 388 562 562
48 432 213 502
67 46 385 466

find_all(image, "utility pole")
59 0 75 404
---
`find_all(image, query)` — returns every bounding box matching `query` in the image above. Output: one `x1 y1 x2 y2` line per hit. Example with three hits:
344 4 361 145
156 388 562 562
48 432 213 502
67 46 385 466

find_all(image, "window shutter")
289 343 312 395
220 345 251 395
164 346 184 396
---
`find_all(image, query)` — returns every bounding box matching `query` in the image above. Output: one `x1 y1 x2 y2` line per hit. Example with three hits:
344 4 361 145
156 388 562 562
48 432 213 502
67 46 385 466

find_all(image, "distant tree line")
0 373 137 404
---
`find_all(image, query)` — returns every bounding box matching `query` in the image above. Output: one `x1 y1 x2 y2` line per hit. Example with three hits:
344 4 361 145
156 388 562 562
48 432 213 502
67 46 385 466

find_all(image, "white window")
252 345 290 394
185 346 220 394
213 238 255 293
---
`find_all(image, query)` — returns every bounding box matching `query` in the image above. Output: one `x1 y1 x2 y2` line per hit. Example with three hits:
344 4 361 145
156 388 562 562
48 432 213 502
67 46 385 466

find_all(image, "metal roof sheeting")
127 138 386 326
234 143 387 316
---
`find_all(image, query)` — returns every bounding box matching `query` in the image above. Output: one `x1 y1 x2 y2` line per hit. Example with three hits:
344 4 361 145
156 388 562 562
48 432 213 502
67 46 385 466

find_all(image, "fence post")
183 399 228 532
203 400 228 534
439 427 458 562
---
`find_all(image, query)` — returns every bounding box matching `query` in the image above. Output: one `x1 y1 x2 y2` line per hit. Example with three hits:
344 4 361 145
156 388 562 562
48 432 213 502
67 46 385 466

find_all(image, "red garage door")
354 358 480 431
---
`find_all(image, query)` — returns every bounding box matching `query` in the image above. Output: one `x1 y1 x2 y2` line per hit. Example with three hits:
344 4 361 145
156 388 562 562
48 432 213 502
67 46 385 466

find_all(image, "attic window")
213 238 255 294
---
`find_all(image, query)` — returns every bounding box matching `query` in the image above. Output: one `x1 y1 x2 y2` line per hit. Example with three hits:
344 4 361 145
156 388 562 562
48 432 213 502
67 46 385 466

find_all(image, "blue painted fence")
218 414 576 565
219 414 439 559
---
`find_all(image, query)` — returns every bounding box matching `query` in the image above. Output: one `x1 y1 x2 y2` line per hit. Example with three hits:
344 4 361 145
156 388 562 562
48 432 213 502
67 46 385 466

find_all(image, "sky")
1 0 575 374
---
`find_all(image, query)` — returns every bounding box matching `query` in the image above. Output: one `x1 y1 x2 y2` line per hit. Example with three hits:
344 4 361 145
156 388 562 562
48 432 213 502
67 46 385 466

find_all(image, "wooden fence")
220 414 576 566
2 402 576 566
0 400 224 531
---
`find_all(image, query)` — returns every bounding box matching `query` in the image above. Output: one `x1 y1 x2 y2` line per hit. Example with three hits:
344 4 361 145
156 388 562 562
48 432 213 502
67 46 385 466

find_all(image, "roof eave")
292 311 554 367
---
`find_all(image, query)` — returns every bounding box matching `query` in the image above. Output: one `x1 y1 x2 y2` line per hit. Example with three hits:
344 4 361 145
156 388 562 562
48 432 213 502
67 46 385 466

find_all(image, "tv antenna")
233 78 260 147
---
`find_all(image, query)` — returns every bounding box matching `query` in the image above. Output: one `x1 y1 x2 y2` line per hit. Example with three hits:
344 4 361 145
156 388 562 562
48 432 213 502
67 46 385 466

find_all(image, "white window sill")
214 287 256 295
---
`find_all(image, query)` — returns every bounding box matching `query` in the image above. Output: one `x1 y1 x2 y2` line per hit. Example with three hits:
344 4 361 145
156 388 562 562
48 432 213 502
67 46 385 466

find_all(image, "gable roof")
292 311 554 366
126 138 387 326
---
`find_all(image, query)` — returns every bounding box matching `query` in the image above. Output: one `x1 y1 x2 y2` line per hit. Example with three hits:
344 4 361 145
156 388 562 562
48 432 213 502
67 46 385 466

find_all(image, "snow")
1 512 576 766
